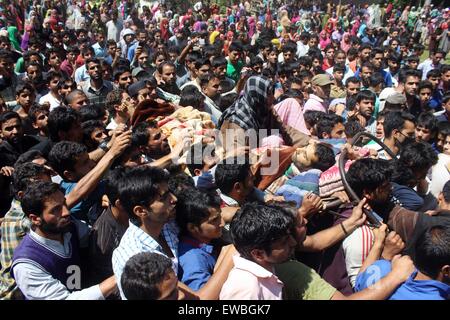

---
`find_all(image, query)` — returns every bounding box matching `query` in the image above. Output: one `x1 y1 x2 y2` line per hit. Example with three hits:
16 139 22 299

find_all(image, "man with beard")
377 111 416 160
155 61 180 102
330 77 361 119
11 181 117 300
368 48 393 88
398 69 421 117
0 111 41 170
131 120 172 162
304 74 333 113
350 90 377 135
357 62 374 89
199 73 222 125
343 158 450 288
22 61 48 97
78 58 114 110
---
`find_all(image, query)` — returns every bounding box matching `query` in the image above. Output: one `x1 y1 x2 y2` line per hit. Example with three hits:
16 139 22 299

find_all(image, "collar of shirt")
85 80 110 94
218 191 240 207
126 220 179 258
180 236 214 254
29 229 73 257
233 255 282 283
308 94 324 103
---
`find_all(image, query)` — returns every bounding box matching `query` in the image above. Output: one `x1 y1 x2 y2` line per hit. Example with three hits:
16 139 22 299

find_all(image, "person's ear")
322 132 330 139
442 264 450 277
250 248 268 265
63 169 75 181
17 190 25 199
187 222 200 236
193 168 202 176
362 189 374 201
29 213 42 227
234 181 242 194
133 205 149 219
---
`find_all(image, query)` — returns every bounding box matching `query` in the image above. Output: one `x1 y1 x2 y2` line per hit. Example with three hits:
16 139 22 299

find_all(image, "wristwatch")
99 141 110 152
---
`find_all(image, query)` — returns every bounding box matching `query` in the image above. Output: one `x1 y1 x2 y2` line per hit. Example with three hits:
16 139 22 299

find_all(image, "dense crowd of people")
0 0 449 300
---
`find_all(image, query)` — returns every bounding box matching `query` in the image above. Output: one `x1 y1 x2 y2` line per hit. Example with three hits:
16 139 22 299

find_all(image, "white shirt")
112 220 179 299
430 153 450 197
418 59 441 80
39 92 62 111
13 228 102 300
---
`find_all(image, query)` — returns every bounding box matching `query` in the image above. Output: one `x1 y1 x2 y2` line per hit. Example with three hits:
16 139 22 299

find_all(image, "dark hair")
347 158 393 198
383 111 415 138
313 143 336 171
105 89 125 116
14 150 44 168
304 110 325 128
228 41 243 53
426 68 442 79
81 120 105 148
418 80 434 93
113 66 131 81
121 252 174 300
316 113 343 139
0 111 21 127
15 82 35 97
369 73 385 88
48 107 80 142
175 188 221 235
105 166 126 205
131 120 157 147
179 85 204 109
211 56 227 68
21 181 63 218
345 77 360 87
117 166 169 226
49 141 87 177
416 112 438 133
414 226 450 279
355 90 376 104
369 48 384 60
12 163 49 197
442 180 450 203
167 172 195 199
230 202 295 260
333 63 346 74
398 69 420 84
79 104 106 122
28 104 49 124
214 159 251 195
398 141 438 171
345 118 364 138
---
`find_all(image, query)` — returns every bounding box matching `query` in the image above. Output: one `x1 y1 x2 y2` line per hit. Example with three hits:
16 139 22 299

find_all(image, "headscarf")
209 30 220 44
340 32 351 52
218 76 273 130
7 26 21 51
160 18 170 41
319 30 331 50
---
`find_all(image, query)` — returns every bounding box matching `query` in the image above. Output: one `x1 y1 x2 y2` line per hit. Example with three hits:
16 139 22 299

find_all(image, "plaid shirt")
78 80 114 110
112 220 179 299
0 199 31 300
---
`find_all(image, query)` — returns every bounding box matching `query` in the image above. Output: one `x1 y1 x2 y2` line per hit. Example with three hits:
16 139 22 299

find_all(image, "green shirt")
275 260 337 300
226 60 243 83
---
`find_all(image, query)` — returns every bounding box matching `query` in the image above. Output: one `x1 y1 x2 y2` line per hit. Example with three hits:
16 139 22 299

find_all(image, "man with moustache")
11 181 117 299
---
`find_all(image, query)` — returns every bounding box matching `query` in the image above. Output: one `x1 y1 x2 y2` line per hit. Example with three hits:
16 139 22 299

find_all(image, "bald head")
65 90 89 110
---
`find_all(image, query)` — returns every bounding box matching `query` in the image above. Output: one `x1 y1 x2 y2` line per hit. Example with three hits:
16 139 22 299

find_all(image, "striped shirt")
342 225 375 288
112 220 179 299
0 199 31 300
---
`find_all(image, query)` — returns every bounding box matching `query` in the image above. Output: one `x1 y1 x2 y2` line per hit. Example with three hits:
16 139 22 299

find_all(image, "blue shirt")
60 180 105 224
178 237 217 290
355 68 393 88
355 259 450 300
